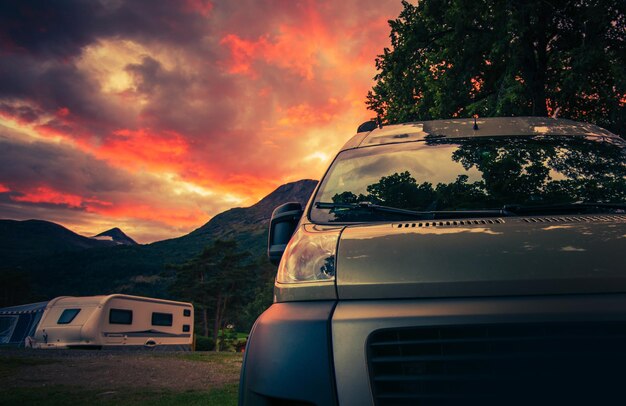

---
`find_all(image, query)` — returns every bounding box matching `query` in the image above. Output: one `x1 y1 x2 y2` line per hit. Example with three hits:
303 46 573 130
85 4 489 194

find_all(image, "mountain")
149 179 318 262
0 179 318 303
93 227 138 246
0 219 116 267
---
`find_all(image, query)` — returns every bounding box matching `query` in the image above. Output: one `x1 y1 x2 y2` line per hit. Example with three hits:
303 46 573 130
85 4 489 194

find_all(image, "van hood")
336 216 626 299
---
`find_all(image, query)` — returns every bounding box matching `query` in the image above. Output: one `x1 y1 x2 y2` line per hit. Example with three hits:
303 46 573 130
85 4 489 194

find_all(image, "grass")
0 356 56 379
0 384 239 406
169 351 243 378
0 351 241 406
171 351 243 363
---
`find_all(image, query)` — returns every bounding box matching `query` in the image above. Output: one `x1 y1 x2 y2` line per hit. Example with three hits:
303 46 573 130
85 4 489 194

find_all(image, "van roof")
341 117 620 151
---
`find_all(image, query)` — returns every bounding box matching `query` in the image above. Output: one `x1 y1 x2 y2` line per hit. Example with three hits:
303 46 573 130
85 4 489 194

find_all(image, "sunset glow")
0 0 404 242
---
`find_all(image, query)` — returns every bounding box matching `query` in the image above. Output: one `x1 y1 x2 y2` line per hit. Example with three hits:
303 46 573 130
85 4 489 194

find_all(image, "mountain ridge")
93 227 138 246
0 179 318 303
0 219 117 267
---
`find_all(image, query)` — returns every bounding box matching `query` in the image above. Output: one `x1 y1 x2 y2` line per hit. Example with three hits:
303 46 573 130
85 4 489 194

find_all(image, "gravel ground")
0 349 243 391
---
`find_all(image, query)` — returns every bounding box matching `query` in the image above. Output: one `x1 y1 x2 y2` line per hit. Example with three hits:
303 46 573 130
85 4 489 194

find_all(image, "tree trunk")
517 2 548 117
532 8 549 117
213 294 222 351
212 294 231 352
202 307 209 337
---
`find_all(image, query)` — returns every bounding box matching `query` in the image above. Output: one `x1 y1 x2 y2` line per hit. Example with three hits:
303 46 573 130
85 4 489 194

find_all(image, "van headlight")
276 225 341 283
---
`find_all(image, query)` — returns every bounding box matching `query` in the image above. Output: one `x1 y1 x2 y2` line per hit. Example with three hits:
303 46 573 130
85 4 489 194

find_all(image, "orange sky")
0 0 404 243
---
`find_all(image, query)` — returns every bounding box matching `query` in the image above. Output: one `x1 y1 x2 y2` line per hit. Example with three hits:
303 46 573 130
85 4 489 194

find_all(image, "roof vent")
522 215 626 223
395 218 505 229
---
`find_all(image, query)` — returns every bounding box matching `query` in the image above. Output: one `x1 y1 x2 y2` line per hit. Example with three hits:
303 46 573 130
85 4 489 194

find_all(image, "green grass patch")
0 384 239 406
170 351 243 364
164 351 243 377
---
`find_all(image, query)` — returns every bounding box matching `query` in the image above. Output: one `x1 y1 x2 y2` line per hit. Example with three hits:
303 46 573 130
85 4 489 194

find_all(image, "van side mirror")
268 202 303 266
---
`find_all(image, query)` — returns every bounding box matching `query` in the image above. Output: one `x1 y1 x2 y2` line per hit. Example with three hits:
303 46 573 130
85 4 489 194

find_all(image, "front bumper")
241 294 626 406
239 301 337 406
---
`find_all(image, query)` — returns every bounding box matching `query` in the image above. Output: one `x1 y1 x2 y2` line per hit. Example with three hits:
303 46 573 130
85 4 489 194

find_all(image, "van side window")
109 309 133 325
183 309 191 317
183 324 190 332
152 312 173 326
57 309 81 324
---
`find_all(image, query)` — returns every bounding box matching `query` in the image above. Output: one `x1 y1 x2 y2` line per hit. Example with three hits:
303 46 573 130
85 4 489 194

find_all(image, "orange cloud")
94 203 204 228
277 100 340 127
11 187 112 209
96 128 189 172
10 185 204 229
0 183 10 193
220 5 337 80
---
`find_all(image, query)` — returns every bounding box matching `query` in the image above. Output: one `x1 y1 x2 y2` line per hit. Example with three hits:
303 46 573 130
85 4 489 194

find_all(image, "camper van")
240 117 626 405
33 294 193 350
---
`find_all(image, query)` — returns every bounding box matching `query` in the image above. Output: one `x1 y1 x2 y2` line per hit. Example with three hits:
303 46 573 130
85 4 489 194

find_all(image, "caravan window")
152 312 173 326
183 324 190 332
109 309 133 325
183 309 191 317
57 309 81 324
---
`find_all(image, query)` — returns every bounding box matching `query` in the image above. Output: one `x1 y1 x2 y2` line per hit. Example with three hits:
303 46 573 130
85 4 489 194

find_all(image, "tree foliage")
168 239 253 348
367 0 626 135
0 269 36 307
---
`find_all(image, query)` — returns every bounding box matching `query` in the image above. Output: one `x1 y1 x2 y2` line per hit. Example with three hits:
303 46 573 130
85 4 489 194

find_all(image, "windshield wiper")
315 202 507 220
503 202 626 215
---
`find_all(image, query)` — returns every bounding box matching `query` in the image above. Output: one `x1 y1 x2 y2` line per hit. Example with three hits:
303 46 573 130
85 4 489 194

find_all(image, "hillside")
0 219 117 267
149 179 317 263
0 179 318 303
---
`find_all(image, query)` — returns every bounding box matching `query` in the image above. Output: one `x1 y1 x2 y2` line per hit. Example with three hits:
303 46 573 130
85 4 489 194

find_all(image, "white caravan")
33 294 194 350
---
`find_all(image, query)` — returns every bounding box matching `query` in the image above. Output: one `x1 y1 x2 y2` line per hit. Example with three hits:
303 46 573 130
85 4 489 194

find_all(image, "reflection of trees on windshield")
451 137 626 205
329 137 626 220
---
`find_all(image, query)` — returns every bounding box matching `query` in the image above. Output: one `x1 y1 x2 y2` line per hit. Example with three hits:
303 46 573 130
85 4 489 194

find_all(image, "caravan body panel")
34 294 193 350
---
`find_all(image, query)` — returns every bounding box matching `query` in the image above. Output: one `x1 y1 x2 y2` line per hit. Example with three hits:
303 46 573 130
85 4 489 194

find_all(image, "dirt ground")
0 349 243 391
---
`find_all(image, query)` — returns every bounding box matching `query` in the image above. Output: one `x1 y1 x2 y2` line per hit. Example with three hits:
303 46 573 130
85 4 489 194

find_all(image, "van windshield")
311 136 626 223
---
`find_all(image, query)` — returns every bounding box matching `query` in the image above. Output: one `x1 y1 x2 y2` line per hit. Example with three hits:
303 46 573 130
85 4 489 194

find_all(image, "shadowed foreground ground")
0 349 243 405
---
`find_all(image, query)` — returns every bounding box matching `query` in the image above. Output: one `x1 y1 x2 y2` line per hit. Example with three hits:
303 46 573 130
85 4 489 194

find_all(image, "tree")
237 257 277 332
169 239 251 348
367 0 625 136
0 269 35 307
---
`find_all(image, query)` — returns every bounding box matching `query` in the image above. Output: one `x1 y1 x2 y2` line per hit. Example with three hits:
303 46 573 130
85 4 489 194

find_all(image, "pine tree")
169 239 251 348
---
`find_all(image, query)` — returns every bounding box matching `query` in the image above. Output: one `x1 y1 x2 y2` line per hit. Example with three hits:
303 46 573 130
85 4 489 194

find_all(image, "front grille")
368 322 626 405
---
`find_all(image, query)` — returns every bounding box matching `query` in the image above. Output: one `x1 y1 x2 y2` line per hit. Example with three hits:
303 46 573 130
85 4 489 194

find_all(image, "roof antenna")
551 107 561 119
376 115 383 129
473 115 479 131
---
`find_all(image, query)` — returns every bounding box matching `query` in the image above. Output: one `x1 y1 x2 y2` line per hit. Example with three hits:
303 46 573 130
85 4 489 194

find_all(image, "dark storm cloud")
0 0 212 59
0 0 216 137
122 54 244 139
0 128 135 194
0 53 131 136
0 103 43 124
0 0 101 58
